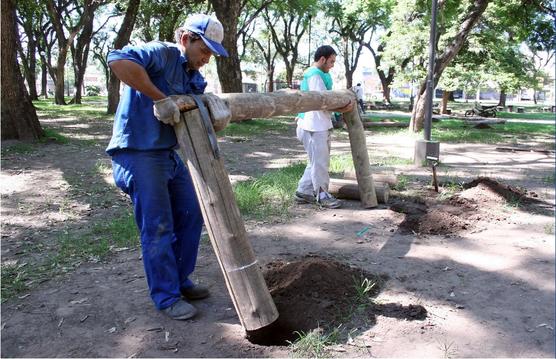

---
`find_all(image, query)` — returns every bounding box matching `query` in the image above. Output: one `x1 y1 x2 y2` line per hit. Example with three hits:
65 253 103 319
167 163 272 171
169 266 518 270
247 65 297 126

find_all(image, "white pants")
296 127 331 195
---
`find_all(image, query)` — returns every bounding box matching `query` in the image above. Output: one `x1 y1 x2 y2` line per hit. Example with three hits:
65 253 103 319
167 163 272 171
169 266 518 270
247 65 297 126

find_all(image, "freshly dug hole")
246 256 384 346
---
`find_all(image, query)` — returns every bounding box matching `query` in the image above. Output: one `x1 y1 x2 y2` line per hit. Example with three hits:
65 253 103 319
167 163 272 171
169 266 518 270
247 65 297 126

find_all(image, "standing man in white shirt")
294 45 353 209
353 83 365 113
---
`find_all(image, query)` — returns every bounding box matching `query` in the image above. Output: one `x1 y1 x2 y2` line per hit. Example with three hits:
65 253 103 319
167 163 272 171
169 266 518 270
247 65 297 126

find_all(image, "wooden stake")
174 109 278 331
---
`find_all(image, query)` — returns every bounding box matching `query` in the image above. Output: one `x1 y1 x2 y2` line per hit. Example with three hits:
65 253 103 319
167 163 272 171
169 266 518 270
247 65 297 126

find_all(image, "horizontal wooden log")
344 170 398 186
363 121 408 128
173 90 354 122
329 178 389 204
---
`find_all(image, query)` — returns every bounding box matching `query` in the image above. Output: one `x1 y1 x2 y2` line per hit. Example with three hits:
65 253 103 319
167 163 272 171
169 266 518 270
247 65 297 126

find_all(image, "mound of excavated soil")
390 177 553 236
390 195 480 235
459 177 528 204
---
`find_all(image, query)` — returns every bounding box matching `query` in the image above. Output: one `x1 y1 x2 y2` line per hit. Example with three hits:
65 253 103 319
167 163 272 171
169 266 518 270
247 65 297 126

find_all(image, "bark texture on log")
344 171 397 186
329 178 389 204
174 109 278 331
174 90 354 122
342 92 378 208
174 89 377 208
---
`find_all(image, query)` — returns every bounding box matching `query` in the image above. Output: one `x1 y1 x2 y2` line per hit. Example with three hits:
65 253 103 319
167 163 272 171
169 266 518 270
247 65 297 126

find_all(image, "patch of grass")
497 111 555 120
392 174 410 191
1 213 138 302
1 129 71 157
432 119 554 144
542 174 555 185
289 327 340 358
330 154 354 174
233 162 305 219
1 142 35 156
33 98 111 120
41 128 71 144
219 117 292 137
353 276 377 305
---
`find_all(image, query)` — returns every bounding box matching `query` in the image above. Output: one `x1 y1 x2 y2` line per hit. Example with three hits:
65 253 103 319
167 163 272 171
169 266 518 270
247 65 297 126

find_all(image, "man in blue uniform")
107 14 229 320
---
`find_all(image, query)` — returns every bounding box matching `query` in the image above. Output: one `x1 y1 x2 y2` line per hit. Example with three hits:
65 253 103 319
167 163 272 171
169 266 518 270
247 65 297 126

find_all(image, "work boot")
294 191 316 204
162 300 197 320
181 284 210 300
317 191 342 209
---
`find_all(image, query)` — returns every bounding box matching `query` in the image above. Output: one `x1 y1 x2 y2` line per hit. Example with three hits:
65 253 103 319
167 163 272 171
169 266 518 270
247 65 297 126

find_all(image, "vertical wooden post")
174 109 279 331
341 90 378 208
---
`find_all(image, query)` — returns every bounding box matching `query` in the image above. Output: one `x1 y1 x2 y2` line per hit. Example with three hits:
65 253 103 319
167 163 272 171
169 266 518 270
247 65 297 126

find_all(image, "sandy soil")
1 114 554 358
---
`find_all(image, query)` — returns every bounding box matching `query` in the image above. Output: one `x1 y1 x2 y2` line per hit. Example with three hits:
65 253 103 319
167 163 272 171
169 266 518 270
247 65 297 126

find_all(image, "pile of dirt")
390 195 479 235
246 256 385 345
390 177 553 235
459 177 529 204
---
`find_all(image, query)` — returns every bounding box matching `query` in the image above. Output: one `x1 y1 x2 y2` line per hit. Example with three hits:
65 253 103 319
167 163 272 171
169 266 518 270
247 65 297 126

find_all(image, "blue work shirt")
106 41 207 155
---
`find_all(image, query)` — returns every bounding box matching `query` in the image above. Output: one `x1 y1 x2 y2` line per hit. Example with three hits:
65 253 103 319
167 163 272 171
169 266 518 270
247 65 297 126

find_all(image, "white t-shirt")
354 86 364 100
297 74 332 132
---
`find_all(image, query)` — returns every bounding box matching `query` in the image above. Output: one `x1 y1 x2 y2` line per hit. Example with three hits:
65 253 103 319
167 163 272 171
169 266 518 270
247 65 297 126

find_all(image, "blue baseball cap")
184 14 229 57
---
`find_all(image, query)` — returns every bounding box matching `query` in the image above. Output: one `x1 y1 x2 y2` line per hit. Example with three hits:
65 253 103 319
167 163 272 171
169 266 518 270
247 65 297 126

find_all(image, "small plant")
392 174 409 191
289 326 339 358
353 276 377 304
544 223 554 235
437 340 458 359
542 174 555 185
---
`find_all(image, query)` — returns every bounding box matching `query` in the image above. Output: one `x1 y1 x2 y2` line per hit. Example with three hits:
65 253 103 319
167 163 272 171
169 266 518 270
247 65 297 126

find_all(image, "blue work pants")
111 149 203 310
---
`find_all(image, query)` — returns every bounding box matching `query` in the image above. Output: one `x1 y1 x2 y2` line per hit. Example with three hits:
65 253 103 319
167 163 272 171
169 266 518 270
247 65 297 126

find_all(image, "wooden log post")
171 89 378 332
174 89 378 208
174 110 278 332
329 178 389 204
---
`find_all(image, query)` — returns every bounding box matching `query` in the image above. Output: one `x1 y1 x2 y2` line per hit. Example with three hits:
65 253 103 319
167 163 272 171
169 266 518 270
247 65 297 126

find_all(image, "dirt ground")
1 113 555 358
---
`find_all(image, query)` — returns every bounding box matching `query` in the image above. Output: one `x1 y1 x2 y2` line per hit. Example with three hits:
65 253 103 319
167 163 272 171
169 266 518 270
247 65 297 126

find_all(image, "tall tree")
15 0 42 100
263 0 315 88
70 0 110 104
249 22 279 92
326 0 389 89
106 0 141 114
2 0 43 141
211 0 273 92
44 0 87 104
409 0 489 132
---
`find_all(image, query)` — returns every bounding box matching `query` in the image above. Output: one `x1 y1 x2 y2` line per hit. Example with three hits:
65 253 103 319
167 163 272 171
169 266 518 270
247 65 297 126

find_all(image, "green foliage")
233 163 306 219
218 117 292 137
289 327 340 358
1 213 138 301
85 85 101 96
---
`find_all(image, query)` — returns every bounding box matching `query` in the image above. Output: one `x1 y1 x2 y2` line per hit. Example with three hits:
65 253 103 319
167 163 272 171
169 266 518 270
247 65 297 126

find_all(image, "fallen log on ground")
329 178 389 204
344 170 398 186
363 121 408 128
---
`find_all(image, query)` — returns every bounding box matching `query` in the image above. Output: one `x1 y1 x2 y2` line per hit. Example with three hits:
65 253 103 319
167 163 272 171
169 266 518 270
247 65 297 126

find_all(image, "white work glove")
153 97 180 125
204 93 232 132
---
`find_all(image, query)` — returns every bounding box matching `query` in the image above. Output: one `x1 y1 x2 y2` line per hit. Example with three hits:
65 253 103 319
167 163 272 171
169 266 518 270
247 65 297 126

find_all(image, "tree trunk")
441 90 451 114
409 0 490 132
41 61 48 98
107 0 140 114
1 0 43 141
266 67 274 92
498 90 506 107
211 0 243 93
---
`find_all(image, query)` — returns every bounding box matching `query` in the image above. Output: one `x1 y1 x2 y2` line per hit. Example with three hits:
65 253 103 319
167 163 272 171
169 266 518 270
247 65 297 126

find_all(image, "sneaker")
294 191 316 204
317 192 342 209
162 300 197 320
181 284 210 300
